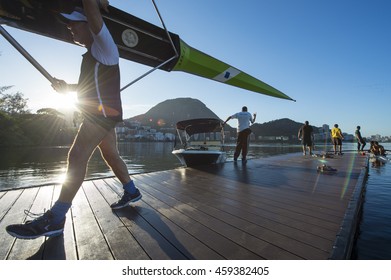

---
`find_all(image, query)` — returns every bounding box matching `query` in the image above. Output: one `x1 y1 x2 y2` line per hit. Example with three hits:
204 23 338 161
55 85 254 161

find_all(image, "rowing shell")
369 154 389 164
0 0 294 101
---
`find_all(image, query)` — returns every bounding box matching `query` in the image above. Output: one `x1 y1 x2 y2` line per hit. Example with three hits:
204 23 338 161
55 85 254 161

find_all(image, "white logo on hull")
213 67 241 82
122 29 139 48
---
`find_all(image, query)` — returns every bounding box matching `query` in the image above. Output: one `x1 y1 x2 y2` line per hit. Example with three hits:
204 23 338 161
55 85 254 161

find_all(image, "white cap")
60 11 87 22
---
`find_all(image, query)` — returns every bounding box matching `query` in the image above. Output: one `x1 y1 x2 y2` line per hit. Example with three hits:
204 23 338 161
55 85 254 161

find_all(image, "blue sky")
1 0 390 137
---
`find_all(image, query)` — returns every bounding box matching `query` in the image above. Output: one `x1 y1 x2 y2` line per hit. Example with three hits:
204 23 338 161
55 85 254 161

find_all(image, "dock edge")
329 156 369 259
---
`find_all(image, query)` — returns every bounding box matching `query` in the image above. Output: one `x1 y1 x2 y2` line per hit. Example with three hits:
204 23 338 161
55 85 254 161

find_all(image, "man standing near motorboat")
223 106 256 164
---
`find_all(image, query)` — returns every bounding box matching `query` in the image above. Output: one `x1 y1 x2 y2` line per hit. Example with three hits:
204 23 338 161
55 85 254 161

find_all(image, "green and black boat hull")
0 0 293 101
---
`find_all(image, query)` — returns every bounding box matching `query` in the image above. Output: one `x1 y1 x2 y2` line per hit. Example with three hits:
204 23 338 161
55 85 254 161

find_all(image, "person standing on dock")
298 121 314 156
223 106 256 164
355 126 366 152
331 124 344 155
6 0 142 240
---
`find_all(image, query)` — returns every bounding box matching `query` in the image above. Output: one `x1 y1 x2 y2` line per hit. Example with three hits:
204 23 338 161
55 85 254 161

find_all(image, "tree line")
0 86 76 147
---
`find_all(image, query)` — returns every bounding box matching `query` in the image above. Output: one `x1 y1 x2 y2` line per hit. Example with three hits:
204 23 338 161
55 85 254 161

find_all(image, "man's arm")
251 112 256 124
82 0 109 35
52 78 77 93
223 116 232 125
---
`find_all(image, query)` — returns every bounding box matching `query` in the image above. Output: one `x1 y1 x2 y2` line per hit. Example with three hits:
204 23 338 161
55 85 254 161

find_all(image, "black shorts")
302 138 312 146
332 137 342 145
83 113 119 131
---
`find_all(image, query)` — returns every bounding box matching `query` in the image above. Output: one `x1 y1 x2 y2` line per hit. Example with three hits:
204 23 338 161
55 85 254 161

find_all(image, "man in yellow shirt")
331 124 344 155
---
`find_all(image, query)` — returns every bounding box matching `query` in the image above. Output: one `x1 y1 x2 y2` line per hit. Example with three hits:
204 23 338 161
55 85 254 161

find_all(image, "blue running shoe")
110 189 142 210
6 210 65 239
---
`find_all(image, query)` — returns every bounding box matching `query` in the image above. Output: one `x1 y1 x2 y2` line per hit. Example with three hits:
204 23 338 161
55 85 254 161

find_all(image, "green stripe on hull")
173 39 294 101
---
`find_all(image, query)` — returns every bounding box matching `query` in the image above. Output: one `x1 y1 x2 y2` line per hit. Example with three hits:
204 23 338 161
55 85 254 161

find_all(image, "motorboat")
172 118 227 167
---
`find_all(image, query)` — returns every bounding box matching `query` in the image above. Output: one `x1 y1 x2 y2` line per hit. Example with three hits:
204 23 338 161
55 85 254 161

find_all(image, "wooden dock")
0 152 368 260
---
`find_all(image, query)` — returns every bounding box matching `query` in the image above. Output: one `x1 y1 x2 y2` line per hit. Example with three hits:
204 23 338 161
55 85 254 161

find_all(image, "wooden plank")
138 190 264 259
102 178 222 259
7 186 55 260
83 179 150 260
0 189 23 221
147 169 342 231
41 185 77 260
71 182 113 260
129 153 366 259
113 206 187 260
199 155 362 205
133 201 225 260
110 177 261 260
184 173 346 227
138 173 333 254
143 171 338 240
136 175 312 259
158 155 364 226
102 178 225 260
0 188 38 260
185 164 353 215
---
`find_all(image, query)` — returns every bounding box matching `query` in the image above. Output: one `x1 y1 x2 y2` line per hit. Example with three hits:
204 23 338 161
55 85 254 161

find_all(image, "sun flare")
49 92 78 111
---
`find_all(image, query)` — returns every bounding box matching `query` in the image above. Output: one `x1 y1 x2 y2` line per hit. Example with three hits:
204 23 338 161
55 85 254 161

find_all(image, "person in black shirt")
298 121 314 156
355 126 366 152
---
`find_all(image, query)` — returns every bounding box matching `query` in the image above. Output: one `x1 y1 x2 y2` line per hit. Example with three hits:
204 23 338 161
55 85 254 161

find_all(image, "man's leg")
5 120 110 239
58 120 110 203
99 129 142 209
233 135 242 161
241 130 251 161
98 128 131 184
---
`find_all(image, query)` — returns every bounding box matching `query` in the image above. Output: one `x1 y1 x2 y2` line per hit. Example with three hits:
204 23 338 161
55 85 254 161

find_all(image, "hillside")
126 97 319 138
250 118 319 137
127 97 221 129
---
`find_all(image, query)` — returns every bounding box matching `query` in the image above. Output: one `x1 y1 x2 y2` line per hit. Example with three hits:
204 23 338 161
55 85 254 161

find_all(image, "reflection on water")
0 146 69 190
0 142 179 190
353 143 391 259
0 142 303 190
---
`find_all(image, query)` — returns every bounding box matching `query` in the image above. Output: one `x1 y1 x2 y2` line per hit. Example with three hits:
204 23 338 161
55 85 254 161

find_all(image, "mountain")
126 98 319 138
250 118 319 137
127 97 221 129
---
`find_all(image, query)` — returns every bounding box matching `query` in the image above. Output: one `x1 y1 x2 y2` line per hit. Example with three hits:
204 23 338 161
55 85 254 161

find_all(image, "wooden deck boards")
0 152 368 260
